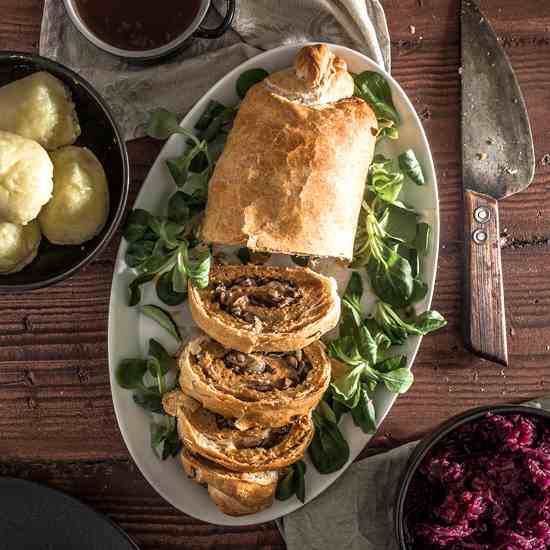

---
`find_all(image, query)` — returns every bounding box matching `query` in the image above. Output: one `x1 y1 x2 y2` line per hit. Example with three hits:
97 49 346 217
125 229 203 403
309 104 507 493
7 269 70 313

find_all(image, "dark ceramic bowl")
395 403 550 549
0 52 129 291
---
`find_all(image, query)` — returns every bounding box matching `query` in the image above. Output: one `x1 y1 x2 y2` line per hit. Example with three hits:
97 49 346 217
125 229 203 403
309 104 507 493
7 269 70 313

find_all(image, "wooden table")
1 1 550 548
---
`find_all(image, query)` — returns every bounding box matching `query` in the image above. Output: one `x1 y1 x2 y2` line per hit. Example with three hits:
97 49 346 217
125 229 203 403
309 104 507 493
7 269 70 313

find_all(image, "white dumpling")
39 146 110 245
0 71 81 150
0 131 54 225
0 219 41 274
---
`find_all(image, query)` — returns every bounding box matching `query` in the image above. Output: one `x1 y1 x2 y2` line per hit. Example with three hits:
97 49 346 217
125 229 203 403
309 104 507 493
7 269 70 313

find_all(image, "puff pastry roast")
201 44 378 260
180 448 279 516
163 392 313 471
178 335 331 429
189 264 340 353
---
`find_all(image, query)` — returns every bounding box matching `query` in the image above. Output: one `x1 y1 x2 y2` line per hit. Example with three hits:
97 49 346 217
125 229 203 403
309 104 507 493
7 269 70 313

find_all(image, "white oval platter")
108 42 439 526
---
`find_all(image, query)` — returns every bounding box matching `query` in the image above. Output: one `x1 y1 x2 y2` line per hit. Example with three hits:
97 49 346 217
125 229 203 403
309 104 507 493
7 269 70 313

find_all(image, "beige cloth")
40 0 390 140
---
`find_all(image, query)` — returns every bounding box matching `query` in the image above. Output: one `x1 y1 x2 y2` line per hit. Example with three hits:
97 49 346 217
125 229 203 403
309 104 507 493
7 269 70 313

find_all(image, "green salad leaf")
156 269 186 306
116 359 148 389
399 149 425 186
354 71 400 125
276 461 307 503
121 103 237 309
195 100 226 131
128 273 155 307
146 108 181 139
376 120 399 141
291 255 310 267
309 403 350 474
236 68 269 99
237 247 251 265
148 338 176 375
150 417 182 460
117 338 179 458
367 243 414 308
374 301 447 345
140 305 181 342
185 247 212 289
368 156 404 204
124 209 152 243
134 390 163 414
350 386 377 433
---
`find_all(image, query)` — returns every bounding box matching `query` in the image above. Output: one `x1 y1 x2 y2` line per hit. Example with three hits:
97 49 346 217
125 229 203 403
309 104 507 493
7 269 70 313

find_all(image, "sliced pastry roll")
180 447 279 516
179 334 330 429
189 264 340 352
163 392 314 472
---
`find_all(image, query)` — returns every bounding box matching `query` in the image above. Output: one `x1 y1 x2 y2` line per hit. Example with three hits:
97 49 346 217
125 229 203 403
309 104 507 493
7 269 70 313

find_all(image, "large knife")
461 0 535 366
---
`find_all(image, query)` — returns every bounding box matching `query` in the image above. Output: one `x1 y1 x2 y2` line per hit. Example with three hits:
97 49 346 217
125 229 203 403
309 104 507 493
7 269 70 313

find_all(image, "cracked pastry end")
180 447 279 516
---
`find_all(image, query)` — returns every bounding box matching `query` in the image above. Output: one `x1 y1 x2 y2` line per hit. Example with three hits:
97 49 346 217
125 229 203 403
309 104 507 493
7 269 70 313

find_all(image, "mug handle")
194 0 236 39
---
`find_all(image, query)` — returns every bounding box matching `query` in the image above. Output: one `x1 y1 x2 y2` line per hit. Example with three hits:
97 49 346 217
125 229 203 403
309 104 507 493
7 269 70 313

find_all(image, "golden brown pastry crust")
163 392 314 472
180 447 279 516
201 44 377 260
265 44 354 105
188 264 340 353
178 334 331 429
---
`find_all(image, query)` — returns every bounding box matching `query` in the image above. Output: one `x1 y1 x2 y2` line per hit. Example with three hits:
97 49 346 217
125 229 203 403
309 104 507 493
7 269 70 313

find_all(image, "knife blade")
461 0 535 366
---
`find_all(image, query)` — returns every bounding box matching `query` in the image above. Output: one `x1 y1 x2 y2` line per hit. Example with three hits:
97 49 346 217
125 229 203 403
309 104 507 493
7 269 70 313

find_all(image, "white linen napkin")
280 396 550 550
39 0 390 140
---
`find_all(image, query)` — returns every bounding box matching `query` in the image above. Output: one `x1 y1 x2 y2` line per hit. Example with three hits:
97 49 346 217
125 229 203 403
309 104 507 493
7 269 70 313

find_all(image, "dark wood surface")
1 1 550 548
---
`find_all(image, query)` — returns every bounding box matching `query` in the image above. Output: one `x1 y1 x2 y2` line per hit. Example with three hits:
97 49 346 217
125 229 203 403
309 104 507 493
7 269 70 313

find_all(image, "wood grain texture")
1 0 550 548
463 191 508 365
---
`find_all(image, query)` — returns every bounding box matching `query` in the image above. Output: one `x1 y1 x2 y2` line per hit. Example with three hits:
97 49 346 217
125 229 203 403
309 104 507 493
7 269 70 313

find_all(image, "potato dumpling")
0 219 41 274
39 146 110 245
0 71 81 150
0 131 54 225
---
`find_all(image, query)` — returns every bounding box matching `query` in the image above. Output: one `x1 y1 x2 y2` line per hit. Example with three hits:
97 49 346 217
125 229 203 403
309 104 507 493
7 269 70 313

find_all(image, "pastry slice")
189 264 340 352
163 392 313 472
180 447 279 516
179 334 330 429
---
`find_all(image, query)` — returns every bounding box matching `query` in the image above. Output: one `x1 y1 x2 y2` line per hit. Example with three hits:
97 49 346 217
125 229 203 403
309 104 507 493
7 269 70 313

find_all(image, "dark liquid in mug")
74 0 202 51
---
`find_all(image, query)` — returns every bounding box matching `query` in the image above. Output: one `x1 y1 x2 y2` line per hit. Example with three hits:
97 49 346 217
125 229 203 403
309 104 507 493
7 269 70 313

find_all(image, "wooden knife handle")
463 189 508 366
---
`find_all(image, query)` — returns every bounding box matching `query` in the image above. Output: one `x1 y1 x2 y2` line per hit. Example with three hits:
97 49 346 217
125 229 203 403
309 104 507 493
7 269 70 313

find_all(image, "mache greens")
116 338 180 459
305 71 446 475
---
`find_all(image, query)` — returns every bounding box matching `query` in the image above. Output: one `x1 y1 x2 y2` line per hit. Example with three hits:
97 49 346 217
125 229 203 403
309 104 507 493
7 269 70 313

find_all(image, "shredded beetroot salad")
404 413 550 549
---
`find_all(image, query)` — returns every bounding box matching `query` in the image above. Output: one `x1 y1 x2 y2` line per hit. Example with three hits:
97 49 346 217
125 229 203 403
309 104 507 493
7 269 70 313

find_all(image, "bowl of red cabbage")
396 404 550 550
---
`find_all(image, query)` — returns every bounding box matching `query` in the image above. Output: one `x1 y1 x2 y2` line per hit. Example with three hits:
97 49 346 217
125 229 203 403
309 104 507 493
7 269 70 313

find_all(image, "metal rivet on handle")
472 229 488 244
474 206 491 223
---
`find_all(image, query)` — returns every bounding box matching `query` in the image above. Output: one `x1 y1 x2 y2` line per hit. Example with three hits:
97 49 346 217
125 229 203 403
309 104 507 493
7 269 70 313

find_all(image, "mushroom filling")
213 413 292 449
223 349 312 389
193 341 313 393
212 276 301 324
